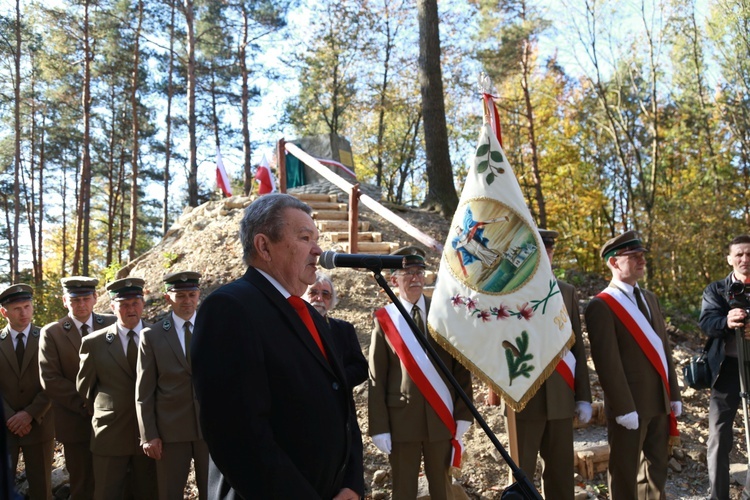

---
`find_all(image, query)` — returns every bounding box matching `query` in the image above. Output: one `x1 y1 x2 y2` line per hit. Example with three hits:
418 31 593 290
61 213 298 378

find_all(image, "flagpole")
371 269 542 500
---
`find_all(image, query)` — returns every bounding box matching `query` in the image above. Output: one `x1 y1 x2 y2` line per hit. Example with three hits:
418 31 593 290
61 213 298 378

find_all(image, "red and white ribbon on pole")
216 146 233 197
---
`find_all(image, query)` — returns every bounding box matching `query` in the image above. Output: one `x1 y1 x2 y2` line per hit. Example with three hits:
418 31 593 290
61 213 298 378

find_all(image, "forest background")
1 0 748 330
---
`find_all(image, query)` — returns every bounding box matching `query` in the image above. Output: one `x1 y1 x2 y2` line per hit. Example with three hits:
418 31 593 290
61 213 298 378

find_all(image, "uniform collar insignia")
0 331 6 340
63 321 72 331
95 315 104 324
32 328 40 337
162 319 171 331
105 332 115 344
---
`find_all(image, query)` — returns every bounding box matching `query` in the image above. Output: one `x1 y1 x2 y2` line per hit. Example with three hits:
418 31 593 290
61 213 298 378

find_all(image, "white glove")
615 411 639 430
670 401 682 418
455 420 472 439
372 433 392 454
575 401 592 424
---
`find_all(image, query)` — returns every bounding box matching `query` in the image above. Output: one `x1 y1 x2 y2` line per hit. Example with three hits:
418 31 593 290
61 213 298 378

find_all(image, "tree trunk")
240 4 252 196
12 0 21 281
416 0 457 217
128 0 144 261
163 0 176 235
184 0 199 207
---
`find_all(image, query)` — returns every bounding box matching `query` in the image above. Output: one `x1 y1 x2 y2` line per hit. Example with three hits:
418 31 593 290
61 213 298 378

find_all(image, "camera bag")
683 338 713 390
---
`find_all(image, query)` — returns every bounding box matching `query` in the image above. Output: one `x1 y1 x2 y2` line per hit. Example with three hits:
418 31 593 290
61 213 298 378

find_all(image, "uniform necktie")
184 321 192 364
634 287 651 323
80 324 89 337
15 333 25 368
287 296 328 361
411 305 425 335
127 330 137 371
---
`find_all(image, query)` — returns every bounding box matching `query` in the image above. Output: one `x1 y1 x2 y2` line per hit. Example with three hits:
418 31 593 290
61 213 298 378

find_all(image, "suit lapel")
106 326 134 377
247 267 335 374
0 326 19 377
62 317 83 352
21 327 39 374
163 319 190 371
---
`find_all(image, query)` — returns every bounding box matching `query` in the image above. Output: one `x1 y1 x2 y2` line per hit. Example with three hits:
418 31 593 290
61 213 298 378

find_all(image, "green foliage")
162 251 180 269
102 262 123 284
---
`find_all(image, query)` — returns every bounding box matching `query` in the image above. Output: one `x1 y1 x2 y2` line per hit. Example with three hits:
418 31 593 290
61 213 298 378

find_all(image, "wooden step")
306 201 348 211
312 210 348 220
292 193 337 202
328 232 382 243
574 443 609 480
341 241 399 254
317 220 371 232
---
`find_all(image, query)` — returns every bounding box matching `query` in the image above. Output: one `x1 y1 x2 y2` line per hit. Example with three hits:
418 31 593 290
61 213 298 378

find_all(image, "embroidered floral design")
450 280 560 322
475 134 507 185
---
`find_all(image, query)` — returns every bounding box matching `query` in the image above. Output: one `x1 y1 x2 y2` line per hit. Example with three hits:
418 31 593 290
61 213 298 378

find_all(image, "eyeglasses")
306 288 332 299
397 269 425 278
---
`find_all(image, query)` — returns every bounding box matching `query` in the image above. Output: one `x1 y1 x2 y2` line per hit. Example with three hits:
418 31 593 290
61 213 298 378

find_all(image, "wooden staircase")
293 193 399 254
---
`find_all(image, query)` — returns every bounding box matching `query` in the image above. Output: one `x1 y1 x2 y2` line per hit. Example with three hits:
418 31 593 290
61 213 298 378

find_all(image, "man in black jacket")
192 193 364 499
304 271 368 391
699 234 750 499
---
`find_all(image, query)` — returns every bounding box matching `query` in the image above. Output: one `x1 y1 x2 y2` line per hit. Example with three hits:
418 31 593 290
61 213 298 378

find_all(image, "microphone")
318 251 407 270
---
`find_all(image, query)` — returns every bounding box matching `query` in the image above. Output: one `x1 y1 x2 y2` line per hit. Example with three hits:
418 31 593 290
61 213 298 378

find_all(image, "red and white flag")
427 96 574 411
216 147 233 197
254 154 276 195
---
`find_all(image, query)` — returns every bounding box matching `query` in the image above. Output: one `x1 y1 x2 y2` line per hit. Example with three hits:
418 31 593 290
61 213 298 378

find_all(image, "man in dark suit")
509 229 592 500
136 271 208 500
0 284 54 500
77 277 157 500
192 193 364 499
585 230 681 499
699 234 750 499
40 276 116 499
304 271 367 390
368 249 473 500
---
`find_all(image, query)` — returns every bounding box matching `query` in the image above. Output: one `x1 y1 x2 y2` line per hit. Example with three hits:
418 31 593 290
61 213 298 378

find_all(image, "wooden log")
317 220 370 232
292 193 337 202
341 241 398 254
328 232 382 243
574 444 610 480
312 210 349 220
305 201 348 211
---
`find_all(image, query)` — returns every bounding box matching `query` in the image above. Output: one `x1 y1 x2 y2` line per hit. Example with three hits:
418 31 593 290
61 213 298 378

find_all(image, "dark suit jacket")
40 313 116 443
368 297 473 442
0 324 54 446
327 317 368 390
699 273 737 386
192 267 364 499
77 321 151 456
136 315 202 444
516 280 592 420
586 285 680 420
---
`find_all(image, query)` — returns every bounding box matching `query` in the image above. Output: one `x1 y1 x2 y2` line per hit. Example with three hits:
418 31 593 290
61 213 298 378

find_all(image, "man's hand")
7 411 32 436
670 401 682 418
728 308 747 329
575 401 593 424
333 487 359 500
143 438 163 460
615 411 639 430
371 433 392 454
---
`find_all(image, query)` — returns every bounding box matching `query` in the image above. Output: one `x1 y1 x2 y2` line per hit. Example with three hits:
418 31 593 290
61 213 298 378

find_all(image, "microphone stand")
370 268 542 500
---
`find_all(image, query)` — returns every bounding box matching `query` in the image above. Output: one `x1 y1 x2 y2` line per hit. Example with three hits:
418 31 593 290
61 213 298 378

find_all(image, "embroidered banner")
427 115 573 411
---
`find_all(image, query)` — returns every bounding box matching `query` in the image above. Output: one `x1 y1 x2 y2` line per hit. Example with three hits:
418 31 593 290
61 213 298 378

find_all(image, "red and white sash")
555 351 576 391
375 303 463 468
597 287 679 440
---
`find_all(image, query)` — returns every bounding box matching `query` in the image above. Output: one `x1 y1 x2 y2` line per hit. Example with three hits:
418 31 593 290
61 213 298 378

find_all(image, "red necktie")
287 296 328 362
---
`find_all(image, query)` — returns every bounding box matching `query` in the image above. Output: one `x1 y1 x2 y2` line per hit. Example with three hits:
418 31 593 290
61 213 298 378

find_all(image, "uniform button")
332 382 340 390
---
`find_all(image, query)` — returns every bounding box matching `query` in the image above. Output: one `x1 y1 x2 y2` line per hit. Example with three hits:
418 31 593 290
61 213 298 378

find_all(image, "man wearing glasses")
304 271 367 391
368 247 473 499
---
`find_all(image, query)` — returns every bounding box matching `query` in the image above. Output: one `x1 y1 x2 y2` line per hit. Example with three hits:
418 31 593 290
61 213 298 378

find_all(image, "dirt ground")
19 196 749 499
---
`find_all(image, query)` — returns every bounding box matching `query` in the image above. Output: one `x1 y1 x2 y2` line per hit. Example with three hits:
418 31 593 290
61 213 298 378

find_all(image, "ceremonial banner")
216 147 233 197
428 120 574 411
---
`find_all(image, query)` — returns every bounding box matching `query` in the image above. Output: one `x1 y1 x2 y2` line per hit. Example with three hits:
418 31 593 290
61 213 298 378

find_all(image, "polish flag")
255 154 276 195
216 147 232 197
